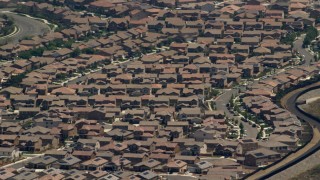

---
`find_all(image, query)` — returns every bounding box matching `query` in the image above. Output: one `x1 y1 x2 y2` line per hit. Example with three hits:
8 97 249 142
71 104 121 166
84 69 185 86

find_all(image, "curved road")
215 89 259 139
245 33 318 179
248 82 320 179
0 9 316 179
293 35 314 65
0 11 50 44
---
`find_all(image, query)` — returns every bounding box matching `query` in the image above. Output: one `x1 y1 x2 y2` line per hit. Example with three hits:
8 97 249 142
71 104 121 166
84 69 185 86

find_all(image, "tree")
18 51 32 59
64 39 74 48
31 47 44 57
71 48 81 58
211 89 220 97
56 73 67 80
243 111 248 119
231 94 234 100
234 105 240 113
303 26 319 47
4 73 26 87
229 95 234 107
18 47 44 59
2 14 8 20
303 38 311 47
239 123 244 135
211 101 216 110
281 32 297 45
256 127 263 139
83 48 95 54
256 132 262 139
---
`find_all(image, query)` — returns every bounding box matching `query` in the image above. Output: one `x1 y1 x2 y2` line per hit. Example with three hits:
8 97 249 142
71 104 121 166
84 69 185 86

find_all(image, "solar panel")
255 153 264 157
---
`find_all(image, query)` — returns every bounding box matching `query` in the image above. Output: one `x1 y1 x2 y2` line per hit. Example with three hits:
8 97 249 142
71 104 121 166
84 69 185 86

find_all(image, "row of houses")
0 0 316 179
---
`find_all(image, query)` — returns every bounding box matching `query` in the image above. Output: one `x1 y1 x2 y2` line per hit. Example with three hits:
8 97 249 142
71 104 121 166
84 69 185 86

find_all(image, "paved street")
3 154 43 169
66 60 132 85
249 82 320 180
215 89 239 119
293 35 314 66
160 174 198 180
0 11 50 44
246 33 320 179
215 89 258 139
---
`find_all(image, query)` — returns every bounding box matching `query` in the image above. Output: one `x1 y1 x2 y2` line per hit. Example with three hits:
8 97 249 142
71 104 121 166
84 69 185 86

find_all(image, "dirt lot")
268 148 320 180
300 99 320 119
297 88 320 102
290 164 320 180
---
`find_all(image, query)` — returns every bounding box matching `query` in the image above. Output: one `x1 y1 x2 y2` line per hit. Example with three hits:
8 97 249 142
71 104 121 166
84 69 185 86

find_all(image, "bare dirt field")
300 99 320 119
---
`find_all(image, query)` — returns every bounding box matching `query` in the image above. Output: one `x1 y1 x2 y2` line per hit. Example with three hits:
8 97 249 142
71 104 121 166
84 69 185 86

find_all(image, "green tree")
64 39 74 48
4 73 26 87
229 94 234 107
243 111 248 119
18 51 32 59
239 123 244 135
83 48 95 54
211 89 220 97
256 127 263 139
303 26 319 47
2 14 8 20
56 73 67 80
281 32 297 45
30 47 44 57
71 48 81 58
234 105 240 113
